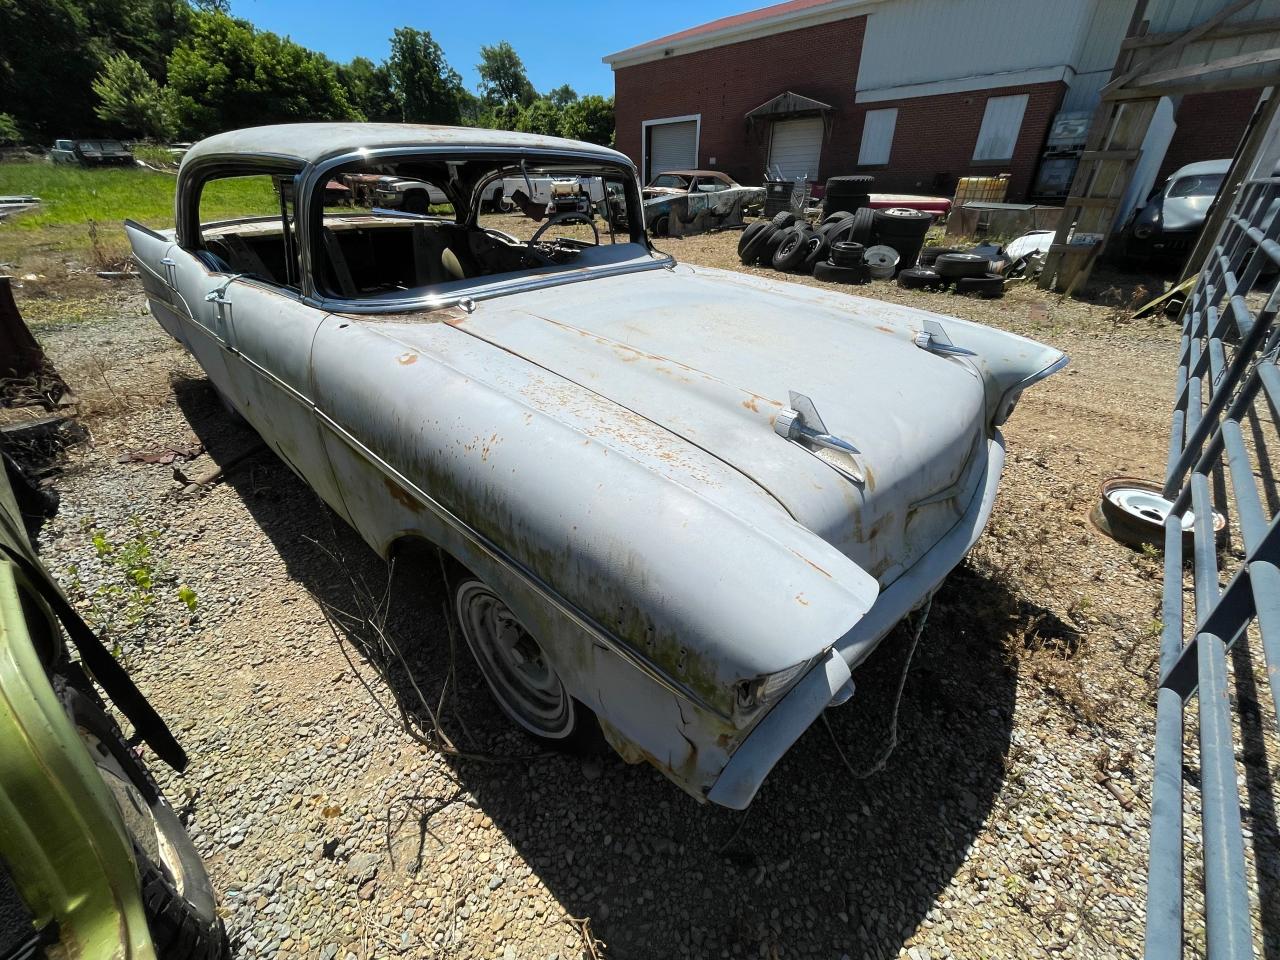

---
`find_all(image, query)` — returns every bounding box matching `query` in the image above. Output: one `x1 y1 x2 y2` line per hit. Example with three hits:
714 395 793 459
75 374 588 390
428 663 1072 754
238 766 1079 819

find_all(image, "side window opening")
195 174 300 291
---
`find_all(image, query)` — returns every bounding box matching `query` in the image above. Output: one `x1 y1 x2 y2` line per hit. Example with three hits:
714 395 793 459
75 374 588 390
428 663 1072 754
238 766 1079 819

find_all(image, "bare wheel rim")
455 581 574 738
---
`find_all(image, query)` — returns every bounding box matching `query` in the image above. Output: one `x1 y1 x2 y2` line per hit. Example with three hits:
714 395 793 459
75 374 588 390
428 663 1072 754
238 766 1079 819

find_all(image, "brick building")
603 0 1263 203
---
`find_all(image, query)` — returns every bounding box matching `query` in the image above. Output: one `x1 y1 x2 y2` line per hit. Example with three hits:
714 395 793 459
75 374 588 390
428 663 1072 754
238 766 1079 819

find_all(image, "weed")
63 517 192 654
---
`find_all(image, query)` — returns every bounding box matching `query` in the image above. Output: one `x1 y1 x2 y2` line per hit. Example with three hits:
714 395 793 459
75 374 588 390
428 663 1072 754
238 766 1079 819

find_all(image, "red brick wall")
613 16 868 187
845 82 1066 200
612 16 1064 200
1157 88 1262 184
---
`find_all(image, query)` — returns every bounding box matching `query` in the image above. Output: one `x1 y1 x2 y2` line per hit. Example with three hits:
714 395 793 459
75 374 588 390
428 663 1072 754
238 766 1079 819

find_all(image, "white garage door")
768 117 824 181
647 120 698 179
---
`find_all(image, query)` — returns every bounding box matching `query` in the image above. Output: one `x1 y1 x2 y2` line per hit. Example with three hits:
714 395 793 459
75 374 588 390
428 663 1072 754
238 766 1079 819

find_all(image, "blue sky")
233 0 753 97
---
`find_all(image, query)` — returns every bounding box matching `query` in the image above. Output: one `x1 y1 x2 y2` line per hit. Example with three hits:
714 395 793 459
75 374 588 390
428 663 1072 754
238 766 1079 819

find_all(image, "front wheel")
453 579 601 752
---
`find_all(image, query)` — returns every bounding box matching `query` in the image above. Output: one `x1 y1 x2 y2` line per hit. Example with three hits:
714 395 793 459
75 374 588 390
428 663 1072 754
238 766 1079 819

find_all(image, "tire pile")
736 207 1005 299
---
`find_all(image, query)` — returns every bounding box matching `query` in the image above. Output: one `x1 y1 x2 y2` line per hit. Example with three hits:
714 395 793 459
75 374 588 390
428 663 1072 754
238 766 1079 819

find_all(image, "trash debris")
118 443 205 465
1132 275 1197 320
1088 476 1224 550
173 441 268 496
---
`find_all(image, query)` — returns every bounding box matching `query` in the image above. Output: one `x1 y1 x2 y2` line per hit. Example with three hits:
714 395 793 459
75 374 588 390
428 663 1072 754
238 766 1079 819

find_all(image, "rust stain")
876 325 894 334
742 396 760 413
383 476 423 513
397 352 418 365
789 547 832 579
795 593 810 606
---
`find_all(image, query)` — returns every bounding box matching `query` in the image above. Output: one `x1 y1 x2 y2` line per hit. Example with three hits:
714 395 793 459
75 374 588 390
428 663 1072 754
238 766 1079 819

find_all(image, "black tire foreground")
813 260 871 284
933 252 991 279
956 273 1006 298
897 266 946 290
62 682 228 960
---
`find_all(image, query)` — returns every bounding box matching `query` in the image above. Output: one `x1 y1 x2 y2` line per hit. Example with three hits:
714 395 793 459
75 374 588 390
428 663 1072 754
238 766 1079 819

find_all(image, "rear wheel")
65 685 227 960
651 215 670 237
453 579 601 751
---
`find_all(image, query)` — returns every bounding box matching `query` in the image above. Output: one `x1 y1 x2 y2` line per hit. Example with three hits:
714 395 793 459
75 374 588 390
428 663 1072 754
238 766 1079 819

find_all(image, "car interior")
193 156 641 299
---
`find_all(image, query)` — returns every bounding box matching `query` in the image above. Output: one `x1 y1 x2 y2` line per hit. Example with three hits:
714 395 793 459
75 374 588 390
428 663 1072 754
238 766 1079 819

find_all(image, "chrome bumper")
706 433 1007 809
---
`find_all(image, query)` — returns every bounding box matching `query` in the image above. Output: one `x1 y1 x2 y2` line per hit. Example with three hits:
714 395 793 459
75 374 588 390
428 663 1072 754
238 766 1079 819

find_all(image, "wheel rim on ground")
455 581 574 738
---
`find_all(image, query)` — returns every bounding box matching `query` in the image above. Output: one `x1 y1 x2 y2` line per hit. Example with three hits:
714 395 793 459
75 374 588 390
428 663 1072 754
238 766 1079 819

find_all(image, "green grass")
0 159 277 230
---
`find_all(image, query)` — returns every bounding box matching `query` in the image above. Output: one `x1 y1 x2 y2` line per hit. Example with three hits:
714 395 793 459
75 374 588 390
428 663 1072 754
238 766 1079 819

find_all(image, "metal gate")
1145 174 1280 957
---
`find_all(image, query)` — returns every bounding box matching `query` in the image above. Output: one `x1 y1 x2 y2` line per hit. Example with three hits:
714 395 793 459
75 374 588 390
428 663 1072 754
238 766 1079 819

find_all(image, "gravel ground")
8 221 1278 960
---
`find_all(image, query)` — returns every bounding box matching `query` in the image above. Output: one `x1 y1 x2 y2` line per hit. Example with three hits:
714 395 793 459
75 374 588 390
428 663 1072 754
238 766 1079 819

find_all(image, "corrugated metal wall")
857 0 1279 114
856 0 1100 96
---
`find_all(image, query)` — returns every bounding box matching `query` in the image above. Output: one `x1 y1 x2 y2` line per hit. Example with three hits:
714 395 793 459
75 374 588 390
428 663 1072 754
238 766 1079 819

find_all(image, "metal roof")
181 123 632 170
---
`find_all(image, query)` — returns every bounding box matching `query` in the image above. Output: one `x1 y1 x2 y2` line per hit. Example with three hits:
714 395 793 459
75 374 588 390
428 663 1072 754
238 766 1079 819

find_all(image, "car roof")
654 169 730 180
182 123 632 171
1169 159 1231 179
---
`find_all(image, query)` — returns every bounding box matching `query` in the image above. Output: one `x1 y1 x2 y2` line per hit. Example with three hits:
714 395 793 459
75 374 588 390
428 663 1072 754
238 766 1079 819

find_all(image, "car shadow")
174 374 1024 960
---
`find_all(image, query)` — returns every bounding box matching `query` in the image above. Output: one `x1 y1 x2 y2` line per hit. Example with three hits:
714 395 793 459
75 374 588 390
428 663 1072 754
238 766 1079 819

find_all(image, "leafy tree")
0 112 20 145
559 95 614 146
456 87 486 126
167 12 360 137
547 83 578 109
338 56 397 122
477 41 535 108
514 98 560 137
387 27 463 124
92 53 176 138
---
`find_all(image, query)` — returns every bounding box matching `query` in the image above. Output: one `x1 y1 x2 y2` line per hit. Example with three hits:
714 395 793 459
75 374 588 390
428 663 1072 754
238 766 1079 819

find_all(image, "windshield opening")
1168 173 1225 198
310 152 643 301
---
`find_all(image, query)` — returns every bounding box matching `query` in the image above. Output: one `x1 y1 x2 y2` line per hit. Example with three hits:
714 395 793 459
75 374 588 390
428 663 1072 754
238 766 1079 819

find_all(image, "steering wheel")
529 211 600 247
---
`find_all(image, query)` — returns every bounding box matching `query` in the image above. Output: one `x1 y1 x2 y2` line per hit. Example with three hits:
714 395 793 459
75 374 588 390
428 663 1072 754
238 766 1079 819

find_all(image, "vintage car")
126 123 1065 808
1121 158 1228 265
49 138 135 167
0 464 225 957
642 169 764 235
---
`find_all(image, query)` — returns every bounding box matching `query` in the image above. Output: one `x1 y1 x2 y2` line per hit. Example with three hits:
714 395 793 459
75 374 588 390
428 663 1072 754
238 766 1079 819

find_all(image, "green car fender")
0 555 157 959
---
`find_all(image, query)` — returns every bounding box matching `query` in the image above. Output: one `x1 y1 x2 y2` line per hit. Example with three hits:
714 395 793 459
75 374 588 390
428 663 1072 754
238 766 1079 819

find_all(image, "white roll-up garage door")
768 117 824 181
647 120 697 179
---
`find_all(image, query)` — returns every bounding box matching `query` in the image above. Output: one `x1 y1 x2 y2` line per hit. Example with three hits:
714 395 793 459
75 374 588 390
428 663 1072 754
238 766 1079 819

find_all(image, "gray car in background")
1122 158 1229 265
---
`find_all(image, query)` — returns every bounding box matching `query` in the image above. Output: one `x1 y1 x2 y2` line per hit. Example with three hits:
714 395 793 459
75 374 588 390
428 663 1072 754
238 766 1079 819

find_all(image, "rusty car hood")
376 264 1063 585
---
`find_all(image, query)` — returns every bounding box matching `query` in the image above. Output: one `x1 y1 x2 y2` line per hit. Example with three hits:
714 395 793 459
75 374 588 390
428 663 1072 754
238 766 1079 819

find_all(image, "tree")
338 56 397 123
167 12 360 137
559 95 614 146
0 0 194 138
0 113 20 146
547 84 578 109
386 27 464 125
514 99 560 138
92 53 175 138
477 41 535 108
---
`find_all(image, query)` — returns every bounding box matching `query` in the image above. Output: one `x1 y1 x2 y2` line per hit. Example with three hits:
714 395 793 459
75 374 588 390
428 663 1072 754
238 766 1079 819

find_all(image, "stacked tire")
814 240 870 285
897 251 1004 298
872 208 933 271
823 175 874 218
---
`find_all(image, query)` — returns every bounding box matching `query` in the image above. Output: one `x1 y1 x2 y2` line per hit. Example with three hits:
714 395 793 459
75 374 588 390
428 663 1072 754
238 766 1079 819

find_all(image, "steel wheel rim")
1107 485 1195 532
455 582 574 738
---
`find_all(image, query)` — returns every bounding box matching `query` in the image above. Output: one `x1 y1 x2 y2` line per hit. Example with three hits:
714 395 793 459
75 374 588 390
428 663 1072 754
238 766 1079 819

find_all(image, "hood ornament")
774 390 865 484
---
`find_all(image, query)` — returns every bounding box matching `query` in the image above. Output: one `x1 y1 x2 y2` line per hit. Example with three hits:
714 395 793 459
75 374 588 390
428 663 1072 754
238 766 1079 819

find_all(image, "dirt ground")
6 220 1277 960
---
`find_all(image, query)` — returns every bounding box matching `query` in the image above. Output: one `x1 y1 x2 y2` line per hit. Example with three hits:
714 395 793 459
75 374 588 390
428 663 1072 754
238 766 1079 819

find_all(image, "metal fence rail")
1146 176 1280 959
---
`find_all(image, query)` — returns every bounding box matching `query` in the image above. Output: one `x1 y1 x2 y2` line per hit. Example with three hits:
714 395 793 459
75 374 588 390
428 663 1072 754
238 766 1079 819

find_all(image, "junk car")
0 464 226 958
50 138 135 167
1121 158 1228 265
641 169 764 235
126 123 1065 807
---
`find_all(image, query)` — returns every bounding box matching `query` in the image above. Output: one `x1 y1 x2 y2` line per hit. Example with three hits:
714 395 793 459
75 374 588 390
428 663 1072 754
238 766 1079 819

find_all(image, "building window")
858 108 897 166
973 94 1029 162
